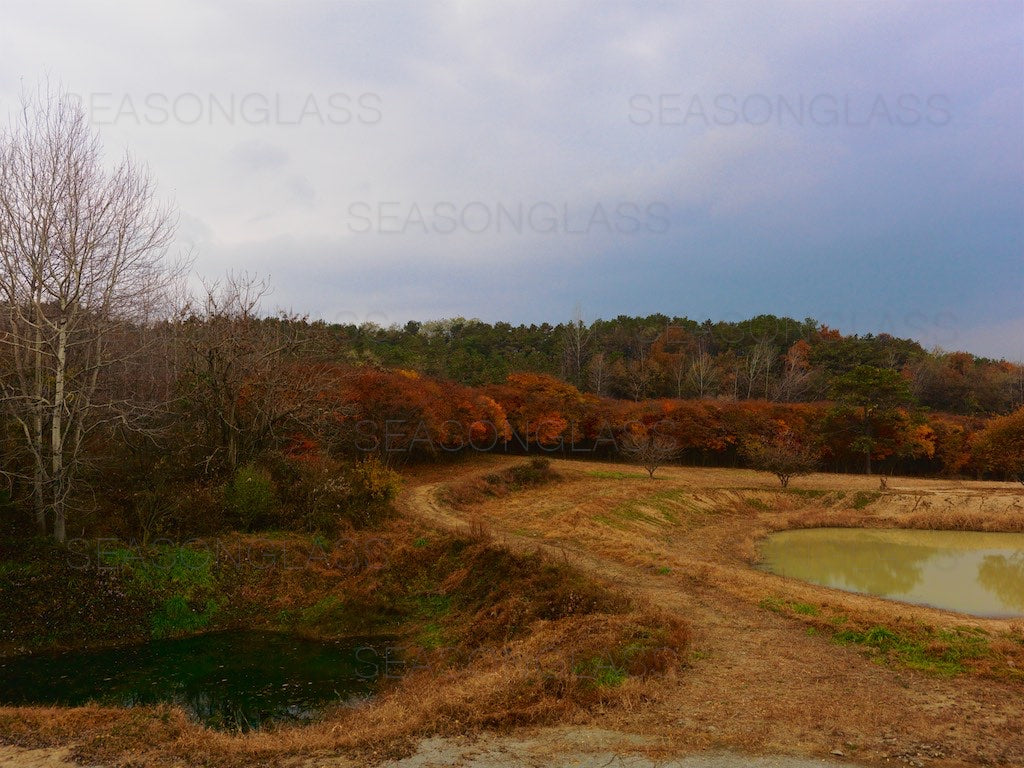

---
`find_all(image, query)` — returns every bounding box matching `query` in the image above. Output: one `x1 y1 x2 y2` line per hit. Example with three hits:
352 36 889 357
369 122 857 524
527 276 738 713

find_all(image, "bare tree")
686 350 718 399
665 352 689 398
0 84 179 541
773 342 815 402
176 273 321 474
622 357 659 401
741 339 778 400
586 351 609 396
620 431 681 478
561 304 591 387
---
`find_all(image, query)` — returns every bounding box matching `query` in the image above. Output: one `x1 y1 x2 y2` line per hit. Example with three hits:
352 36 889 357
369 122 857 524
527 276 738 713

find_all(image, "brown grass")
409 457 1024 766
3 457 1024 766
0 608 688 767
0 475 689 767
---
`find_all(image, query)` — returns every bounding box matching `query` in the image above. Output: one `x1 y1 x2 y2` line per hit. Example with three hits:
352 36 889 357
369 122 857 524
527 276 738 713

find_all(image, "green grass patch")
418 622 448 650
850 491 881 510
762 595 994 676
411 593 451 620
602 488 710 528
759 596 784 613
588 470 652 480
296 594 346 629
573 655 628 688
99 543 219 639
605 501 658 524
833 625 990 675
759 597 819 616
151 596 220 638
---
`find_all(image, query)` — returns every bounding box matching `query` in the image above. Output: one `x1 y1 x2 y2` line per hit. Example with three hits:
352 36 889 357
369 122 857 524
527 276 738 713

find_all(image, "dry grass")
0 477 689 767
3 457 1023 766
410 458 1024 766
0 608 688 767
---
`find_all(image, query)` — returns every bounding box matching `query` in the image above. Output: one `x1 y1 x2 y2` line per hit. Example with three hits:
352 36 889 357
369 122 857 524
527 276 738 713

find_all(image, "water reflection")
758 529 1024 618
978 553 1024 612
0 631 394 730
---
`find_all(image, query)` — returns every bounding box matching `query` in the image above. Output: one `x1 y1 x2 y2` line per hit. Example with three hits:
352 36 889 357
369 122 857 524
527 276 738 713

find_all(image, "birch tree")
0 85 177 541
686 350 718 399
560 305 591 387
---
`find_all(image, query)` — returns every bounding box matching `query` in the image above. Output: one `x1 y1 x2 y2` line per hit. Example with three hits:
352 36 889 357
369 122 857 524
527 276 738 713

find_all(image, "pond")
757 528 1024 618
0 631 399 730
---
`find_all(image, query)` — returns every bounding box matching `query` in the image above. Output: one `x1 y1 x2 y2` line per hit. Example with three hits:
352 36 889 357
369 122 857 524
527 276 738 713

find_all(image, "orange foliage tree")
319 366 510 460
970 407 1024 482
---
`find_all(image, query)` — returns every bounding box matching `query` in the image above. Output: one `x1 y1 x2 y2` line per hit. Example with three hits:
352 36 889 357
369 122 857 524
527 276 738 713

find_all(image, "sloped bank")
0 508 689 766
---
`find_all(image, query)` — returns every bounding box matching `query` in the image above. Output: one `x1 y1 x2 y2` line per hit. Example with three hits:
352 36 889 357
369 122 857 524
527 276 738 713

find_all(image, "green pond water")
0 631 398 730
758 528 1024 618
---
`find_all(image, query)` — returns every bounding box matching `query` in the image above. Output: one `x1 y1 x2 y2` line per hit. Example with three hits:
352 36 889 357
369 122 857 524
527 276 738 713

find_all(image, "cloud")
0 0 1020 359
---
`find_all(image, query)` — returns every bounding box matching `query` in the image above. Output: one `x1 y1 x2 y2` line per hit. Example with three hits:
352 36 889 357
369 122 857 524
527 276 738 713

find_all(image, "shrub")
442 459 559 509
345 456 401 527
223 464 278 531
507 456 556 487
284 456 355 533
277 455 401 532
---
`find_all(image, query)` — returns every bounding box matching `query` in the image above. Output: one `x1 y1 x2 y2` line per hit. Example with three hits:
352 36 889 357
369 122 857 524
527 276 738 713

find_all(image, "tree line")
337 313 1024 416
1 85 1021 546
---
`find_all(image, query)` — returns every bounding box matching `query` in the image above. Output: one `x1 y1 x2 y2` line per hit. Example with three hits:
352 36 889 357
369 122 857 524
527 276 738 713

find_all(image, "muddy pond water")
758 528 1024 618
0 631 399 730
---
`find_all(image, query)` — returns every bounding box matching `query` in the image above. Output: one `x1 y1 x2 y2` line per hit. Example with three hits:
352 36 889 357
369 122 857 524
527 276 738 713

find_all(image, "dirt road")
397 457 1024 768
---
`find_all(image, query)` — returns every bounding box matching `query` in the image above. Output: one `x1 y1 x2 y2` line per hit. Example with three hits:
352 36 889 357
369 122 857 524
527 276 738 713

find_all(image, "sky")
1 0 1022 360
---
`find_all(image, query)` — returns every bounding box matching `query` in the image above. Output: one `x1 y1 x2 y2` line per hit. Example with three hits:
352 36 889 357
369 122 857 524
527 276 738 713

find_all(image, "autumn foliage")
970 407 1024 482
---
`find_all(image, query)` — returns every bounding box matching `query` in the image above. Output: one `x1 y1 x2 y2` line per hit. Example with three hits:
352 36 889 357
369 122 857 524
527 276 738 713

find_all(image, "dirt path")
397 458 1024 768
0 740 858 768
0 746 99 768
377 731 860 767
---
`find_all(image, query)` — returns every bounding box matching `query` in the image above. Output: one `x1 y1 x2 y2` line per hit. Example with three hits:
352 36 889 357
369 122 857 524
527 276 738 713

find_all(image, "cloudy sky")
2 1 1021 359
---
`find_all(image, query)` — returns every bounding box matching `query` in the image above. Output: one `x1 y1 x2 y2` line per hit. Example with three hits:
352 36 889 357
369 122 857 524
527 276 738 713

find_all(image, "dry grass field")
1 455 1022 767
411 456 1024 767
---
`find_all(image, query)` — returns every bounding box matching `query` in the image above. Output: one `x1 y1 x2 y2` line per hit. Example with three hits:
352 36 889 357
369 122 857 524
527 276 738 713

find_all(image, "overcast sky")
2 1 1021 359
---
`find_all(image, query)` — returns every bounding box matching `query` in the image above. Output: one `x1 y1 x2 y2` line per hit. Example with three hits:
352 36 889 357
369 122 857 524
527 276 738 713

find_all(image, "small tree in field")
620 431 681 479
743 435 819 488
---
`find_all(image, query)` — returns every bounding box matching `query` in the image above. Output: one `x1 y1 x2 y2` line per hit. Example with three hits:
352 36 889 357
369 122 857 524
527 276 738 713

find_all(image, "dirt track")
397 457 1024 768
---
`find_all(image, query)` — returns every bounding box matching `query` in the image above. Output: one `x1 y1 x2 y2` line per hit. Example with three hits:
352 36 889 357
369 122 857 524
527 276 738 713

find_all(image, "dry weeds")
2 457 1023 767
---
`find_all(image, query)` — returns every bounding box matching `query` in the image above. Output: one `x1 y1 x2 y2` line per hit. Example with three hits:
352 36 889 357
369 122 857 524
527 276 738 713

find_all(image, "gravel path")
379 734 863 768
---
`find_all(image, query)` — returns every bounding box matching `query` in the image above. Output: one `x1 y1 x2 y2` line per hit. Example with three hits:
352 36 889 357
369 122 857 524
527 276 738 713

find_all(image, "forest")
3 272 1024 546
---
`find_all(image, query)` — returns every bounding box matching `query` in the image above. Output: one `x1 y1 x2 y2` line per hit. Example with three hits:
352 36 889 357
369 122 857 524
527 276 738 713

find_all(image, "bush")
275 454 401 532
345 456 401 527
223 464 278 531
507 456 556 487
284 456 355 533
442 459 559 509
